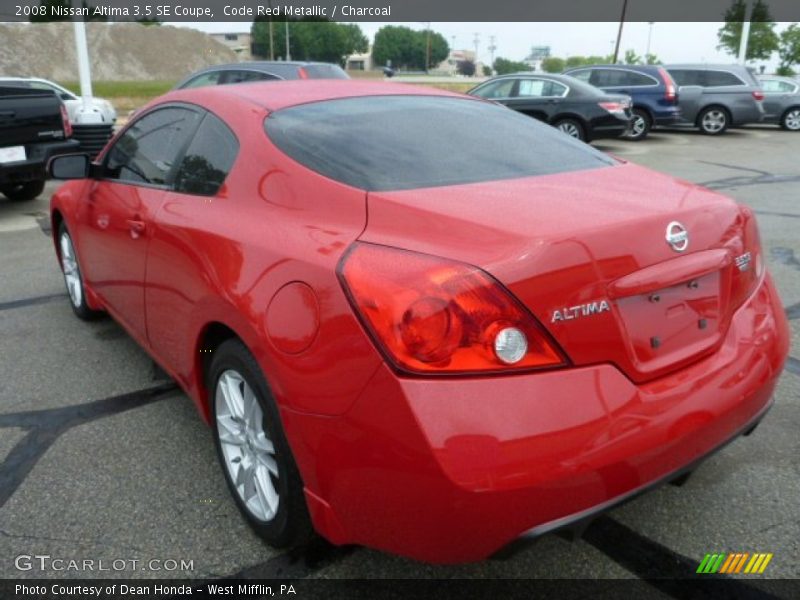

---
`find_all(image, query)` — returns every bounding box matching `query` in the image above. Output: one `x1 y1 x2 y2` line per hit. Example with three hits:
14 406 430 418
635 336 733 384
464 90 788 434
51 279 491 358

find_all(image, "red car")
48 81 790 563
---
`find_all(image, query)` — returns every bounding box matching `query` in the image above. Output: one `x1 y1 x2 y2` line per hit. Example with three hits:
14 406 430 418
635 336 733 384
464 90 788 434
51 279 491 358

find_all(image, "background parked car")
174 61 349 89
468 73 632 142
758 76 800 131
665 64 764 135
0 77 116 124
563 65 680 141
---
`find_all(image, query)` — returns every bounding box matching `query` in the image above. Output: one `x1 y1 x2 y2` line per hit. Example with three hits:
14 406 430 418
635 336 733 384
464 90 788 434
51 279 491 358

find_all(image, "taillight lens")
599 101 628 116
338 242 567 375
60 104 73 137
752 90 764 101
297 67 309 79
658 67 677 103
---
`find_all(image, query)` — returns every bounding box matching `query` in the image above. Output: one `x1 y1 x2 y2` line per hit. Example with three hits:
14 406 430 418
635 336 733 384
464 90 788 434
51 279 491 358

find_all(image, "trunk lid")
360 162 758 383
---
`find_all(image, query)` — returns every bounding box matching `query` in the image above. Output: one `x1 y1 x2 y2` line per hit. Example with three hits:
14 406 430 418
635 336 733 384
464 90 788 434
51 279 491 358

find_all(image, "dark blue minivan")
563 65 681 140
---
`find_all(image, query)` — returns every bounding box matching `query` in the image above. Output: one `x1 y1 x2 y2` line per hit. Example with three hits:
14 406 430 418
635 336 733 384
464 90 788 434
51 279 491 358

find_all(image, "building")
210 32 252 60
346 48 374 71
525 46 551 71
434 49 479 76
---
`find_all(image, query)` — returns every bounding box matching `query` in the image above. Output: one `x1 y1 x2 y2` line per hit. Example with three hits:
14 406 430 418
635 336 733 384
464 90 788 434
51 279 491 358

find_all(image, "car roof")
161 80 471 113
564 64 661 71
665 64 749 70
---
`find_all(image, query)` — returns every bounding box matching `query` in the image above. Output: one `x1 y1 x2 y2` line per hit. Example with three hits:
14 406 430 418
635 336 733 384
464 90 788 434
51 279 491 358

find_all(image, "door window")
668 69 704 86
568 69 591 83
470 79 516 99
174 112 239 196
221 70 277 85
181 72 223 89
104 107 202 186
518 79 568 97
590 69 628 87
703 70 745 87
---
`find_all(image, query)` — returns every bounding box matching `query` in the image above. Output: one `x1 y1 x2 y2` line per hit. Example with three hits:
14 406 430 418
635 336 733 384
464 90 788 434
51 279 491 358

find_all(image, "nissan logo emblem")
665 221 689 252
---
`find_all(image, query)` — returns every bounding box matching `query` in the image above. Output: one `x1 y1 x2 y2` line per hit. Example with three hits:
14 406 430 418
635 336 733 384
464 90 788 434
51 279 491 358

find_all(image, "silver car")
758 76 800 131
665 64 765 135
0 77 117 125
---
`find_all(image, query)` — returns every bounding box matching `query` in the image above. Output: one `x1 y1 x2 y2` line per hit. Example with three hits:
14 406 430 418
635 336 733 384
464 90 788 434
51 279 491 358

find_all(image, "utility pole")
488 35 497 73
426 22 431 71
285 20 291 61
646 22 654 58
473 32 480 64
612 0 629 64
738 0 752 64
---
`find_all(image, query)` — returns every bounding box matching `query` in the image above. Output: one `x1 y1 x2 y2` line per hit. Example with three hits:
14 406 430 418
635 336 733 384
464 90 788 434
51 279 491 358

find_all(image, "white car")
0 77 116 124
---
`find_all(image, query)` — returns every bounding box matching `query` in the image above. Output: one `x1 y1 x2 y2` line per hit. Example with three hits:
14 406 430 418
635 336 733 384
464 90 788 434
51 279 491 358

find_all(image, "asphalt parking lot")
0 126 798 590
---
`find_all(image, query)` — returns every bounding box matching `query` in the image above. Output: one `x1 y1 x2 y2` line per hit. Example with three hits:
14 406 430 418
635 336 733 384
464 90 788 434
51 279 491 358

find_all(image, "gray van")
665 64 764 135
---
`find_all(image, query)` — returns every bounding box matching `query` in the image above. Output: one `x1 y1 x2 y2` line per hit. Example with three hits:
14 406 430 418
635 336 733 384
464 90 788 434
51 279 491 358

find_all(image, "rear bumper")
0 139 80 185
286 274 789 563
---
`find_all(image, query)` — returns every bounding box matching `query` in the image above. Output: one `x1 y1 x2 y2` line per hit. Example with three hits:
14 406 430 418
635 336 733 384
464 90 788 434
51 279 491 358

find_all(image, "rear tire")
626 108 651 141
780 107 800 131
697 106 729 135
1 180 45 201
58 222 103 321
554 118 586 141
209 339 313 549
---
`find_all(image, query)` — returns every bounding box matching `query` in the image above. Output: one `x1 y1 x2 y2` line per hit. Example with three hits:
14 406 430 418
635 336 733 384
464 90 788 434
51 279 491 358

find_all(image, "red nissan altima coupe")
48 81 789 563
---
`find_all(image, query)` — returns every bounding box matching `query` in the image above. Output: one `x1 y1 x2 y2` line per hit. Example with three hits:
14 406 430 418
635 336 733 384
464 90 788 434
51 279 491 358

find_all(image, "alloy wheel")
630 115 647 137
60 232 83 308
784 109 800 131
215 369 280 522
557 122 581 138
701 110 726 133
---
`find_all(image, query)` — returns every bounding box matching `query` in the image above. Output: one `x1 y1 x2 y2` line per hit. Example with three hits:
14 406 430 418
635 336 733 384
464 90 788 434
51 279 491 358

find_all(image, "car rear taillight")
599 101 628 116
658 67 678 103
60 104 73 137
297 67 309 79
338 243 567 375
752 90 764 101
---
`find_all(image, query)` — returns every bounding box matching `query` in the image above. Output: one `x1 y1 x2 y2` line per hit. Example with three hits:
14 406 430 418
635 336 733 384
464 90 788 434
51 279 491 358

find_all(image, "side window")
174 112 239 196
669 69 702 86
569 69 591 83
760 80 781 92
471 79 515 99
105 107 202 186
780 81 798 93
518 79 546 97
221 70 276 85
181 72 223 89
624 71 658 86
589 69 619 87
703 70 745 87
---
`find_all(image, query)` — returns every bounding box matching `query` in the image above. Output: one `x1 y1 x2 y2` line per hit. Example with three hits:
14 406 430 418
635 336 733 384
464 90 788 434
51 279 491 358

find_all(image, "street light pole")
612 0 629 64
285 20 291 61
72 21 101 124
646 22 654 58
738 1 752 64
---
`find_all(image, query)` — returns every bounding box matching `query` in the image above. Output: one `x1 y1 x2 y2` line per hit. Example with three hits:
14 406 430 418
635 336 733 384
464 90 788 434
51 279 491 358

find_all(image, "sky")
173 21 791 70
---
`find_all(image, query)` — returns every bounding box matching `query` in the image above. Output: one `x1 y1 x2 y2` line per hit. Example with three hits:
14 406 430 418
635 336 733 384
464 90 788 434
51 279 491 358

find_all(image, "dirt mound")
0 22 237 81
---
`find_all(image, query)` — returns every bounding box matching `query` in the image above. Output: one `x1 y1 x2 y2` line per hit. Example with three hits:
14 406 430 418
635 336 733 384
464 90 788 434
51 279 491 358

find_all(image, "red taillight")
297 67 309 79
60 104 73 137
658 67 677 102
338 242 567 375
599 101 627 116
752 90 764 101
729 206 764 310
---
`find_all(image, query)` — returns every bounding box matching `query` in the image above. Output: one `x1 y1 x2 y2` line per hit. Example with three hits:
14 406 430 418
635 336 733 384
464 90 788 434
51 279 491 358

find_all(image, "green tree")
717 0 779 61
493 57 532 75
251 18 367 65
623 49 642 65
456 60 476 76
371 25 448 71
778 23 800 74
482 64 492 76
645 53 660 65
541 57 566 73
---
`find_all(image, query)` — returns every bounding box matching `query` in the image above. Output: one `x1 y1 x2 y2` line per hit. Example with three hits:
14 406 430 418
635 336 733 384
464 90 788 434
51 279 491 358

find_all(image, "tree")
541 57 566 73
482 65 492 76
493 57 532 75
456 60 476 76
251 19 368 65
623 49 642 65
645 53 660 65
717 0 778 61
778 23 800 74
371 25 449 71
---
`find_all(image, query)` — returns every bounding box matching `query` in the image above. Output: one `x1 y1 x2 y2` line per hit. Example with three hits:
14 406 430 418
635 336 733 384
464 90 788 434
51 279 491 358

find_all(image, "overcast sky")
174 21 791 69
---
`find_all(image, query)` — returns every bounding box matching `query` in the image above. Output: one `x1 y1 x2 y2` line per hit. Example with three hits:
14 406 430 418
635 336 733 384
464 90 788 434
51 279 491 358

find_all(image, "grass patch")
57 80 176 98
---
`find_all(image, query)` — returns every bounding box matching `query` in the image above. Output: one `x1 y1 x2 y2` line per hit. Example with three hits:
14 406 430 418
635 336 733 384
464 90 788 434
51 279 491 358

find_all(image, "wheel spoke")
221 373 245 421
255 467 279 517
252 430 275 456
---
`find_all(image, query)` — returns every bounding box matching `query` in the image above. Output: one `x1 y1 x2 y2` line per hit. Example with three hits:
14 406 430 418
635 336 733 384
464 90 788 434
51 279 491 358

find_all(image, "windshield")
264 95 616 192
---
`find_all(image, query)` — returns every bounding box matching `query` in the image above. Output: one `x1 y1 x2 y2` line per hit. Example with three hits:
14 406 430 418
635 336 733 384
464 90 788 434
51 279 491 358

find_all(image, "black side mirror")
49 154 91 180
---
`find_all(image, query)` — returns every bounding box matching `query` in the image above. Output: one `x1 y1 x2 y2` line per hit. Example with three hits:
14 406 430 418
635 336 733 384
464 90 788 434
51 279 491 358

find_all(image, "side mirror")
48 154 91 180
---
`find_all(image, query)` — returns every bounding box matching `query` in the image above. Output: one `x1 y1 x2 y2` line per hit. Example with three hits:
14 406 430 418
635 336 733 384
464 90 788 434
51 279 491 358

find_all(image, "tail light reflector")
752 90 764 101
338 243 567 375
658 67 678 103
599 101 628 116
60 104 73 137
297 67 309 79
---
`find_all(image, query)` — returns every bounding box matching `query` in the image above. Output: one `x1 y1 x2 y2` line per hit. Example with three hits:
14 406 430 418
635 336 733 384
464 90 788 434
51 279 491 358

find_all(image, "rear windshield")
303 64 349 79
264 95 615 191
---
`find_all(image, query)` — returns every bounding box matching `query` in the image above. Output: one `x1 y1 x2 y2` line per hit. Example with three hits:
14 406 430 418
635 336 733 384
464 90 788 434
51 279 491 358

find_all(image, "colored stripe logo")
697 553 773 574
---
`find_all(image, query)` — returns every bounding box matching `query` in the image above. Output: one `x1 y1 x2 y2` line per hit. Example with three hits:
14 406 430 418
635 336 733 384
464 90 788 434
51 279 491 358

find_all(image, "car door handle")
126 219 146 236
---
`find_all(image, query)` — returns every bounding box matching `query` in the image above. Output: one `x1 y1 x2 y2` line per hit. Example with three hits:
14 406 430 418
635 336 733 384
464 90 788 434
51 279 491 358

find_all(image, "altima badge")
666 221 689 252
551 300 611 323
